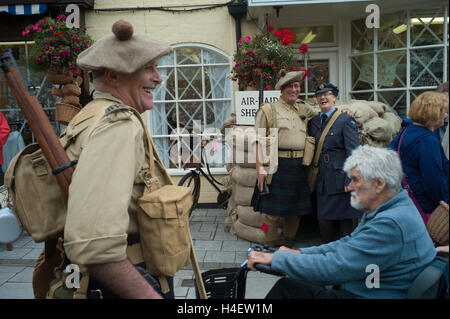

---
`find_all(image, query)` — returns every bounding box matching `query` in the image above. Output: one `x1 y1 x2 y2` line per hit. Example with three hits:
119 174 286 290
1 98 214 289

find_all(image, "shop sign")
235 90 280 125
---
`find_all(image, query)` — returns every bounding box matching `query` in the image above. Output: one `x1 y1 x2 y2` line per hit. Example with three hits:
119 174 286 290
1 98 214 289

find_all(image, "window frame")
149 43 233 175
348 5 449 116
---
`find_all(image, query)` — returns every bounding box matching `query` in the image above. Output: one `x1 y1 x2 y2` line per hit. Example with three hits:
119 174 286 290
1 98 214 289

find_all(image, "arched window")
151 44 232 170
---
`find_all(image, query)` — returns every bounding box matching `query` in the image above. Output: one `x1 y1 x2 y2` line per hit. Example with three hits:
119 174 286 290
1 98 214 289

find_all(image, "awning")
0 4 47 15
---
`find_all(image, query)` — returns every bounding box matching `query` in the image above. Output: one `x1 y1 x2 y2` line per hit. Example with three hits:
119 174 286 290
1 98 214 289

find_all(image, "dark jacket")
308 109 362 220
389 124 449 214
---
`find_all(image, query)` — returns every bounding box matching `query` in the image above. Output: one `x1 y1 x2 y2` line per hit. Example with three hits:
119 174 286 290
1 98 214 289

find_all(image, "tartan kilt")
259 157 312 218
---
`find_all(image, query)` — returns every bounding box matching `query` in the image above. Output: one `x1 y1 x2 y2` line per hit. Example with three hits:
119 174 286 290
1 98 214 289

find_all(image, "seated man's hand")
247 251 273 271
278 246 301 254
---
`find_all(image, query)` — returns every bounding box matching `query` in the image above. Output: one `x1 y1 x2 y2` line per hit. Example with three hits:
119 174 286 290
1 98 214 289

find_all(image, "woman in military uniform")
253 70 311 247
308 83 362 243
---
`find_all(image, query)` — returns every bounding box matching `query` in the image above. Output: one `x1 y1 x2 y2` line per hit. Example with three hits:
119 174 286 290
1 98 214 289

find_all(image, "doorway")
295 51 338 99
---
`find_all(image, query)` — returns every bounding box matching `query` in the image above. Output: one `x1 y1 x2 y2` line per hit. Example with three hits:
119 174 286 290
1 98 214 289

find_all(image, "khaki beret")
77 20 172 74
275 70 305 90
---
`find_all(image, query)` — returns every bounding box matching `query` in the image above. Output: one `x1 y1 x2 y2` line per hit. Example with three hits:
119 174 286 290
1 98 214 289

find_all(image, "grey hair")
343 145 403 193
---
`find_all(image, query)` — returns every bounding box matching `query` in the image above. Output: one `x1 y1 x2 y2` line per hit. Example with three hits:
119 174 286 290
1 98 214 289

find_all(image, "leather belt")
278 150 304 158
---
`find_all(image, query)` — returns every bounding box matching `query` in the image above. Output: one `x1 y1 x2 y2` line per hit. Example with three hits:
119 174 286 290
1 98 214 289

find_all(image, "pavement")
0 207 322 299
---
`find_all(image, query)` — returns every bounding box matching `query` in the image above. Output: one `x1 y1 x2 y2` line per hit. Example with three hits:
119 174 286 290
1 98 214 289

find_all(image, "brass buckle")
323 154 330 164
139 169 159 189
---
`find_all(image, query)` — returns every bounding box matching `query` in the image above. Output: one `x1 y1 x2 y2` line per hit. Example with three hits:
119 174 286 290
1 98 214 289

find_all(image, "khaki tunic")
63 91 169 265
254 98 308 150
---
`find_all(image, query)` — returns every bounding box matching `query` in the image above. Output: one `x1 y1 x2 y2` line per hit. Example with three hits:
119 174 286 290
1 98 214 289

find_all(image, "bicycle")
178 137 231 216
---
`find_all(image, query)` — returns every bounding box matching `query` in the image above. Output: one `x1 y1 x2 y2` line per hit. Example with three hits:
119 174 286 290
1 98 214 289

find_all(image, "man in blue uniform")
308 83 362 243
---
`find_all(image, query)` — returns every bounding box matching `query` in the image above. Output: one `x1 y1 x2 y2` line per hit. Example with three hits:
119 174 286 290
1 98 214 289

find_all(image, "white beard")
350 192 364 211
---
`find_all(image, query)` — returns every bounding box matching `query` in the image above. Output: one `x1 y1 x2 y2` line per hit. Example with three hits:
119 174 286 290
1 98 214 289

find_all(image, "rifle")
0 49 75 197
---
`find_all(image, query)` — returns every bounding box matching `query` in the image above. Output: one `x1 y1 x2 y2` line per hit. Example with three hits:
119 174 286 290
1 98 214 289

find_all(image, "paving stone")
221 240 251 252
199 223 217 232
193 240 222 251
8 267 34 283
204 250 235 263
0 282 34 299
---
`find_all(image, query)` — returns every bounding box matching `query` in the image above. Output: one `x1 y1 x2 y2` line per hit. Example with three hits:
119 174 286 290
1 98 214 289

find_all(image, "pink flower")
238 38 243 45
244 36 251 42
21 29 30 36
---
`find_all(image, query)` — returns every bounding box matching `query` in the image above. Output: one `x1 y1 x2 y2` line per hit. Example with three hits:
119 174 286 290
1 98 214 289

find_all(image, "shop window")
350 5 448 117
152 45 232 171
291 25 335 45
0 41 59 145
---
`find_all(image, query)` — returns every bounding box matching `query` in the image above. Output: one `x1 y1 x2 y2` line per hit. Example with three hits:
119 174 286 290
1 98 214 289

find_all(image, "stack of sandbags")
221 115 267 244
303 98 402 147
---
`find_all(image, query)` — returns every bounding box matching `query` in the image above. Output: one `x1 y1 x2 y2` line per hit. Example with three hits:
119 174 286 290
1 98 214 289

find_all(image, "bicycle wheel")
178 171 201 216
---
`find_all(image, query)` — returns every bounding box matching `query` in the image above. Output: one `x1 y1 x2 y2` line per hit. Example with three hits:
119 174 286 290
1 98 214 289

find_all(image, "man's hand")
247 251 273 271
278 246 301 254
257 169 268 191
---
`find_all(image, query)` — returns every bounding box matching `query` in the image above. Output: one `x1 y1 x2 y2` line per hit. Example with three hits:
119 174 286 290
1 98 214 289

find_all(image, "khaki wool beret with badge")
77 20 172 74
275 69 306 90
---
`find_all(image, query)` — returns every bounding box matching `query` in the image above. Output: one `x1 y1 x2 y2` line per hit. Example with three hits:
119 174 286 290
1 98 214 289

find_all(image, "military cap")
275 69 306 90
315 82 339 97
77 20 172 74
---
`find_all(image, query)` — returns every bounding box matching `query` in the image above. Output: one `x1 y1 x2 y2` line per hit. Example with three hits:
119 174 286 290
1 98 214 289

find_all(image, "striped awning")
0 4 47 15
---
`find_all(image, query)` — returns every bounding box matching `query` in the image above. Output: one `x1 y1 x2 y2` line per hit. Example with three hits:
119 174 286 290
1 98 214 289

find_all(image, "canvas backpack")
4 99 113 242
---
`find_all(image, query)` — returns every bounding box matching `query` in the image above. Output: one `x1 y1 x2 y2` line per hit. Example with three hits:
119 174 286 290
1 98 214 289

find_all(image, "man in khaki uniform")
62 20 172 299
253 70 312 247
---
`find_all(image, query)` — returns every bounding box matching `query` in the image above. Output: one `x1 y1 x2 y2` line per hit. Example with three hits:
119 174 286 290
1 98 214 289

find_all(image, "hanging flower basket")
55 102 81 125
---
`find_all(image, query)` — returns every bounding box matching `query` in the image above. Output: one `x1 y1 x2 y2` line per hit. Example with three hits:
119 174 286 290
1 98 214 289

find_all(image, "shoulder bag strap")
312 110 341 167
129 108 207 299
396 128 427 221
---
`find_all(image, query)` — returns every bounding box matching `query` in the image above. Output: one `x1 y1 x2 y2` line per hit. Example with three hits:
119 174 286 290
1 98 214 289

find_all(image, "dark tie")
320 114 328 131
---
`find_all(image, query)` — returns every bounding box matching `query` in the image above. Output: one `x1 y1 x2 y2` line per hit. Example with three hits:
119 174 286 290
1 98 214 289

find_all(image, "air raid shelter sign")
235 90 280 125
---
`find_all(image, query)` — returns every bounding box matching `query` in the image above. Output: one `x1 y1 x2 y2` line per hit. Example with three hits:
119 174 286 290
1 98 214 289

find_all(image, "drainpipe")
228 0 248 48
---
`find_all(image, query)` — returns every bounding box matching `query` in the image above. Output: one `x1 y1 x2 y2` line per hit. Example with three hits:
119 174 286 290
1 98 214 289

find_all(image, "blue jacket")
308 108 361 220
271 190 436 298
389 124 449 214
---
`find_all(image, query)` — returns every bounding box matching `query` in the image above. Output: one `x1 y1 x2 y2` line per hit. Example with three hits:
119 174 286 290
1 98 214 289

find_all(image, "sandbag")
232 149 256 168
231 219 265 244
362 117 393 142
231 165 257 187
381 111 402 138
231 183 254 206
236 205 264 228
367 101 388 116
220 113 236 135
338 101 378 126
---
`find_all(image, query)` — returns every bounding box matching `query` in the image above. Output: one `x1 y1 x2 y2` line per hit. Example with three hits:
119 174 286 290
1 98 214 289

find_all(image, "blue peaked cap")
315 82 339 97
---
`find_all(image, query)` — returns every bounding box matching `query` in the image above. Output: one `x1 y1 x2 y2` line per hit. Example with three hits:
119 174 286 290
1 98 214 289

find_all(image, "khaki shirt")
254 98 308 150
63 91 169 265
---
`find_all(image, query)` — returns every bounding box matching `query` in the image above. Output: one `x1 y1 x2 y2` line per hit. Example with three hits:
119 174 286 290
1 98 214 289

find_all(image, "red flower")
299 44 308 53
274 30 282 38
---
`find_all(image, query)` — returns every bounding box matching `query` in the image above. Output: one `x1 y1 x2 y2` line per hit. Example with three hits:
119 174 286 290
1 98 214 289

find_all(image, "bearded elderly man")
58 20 174 299
247 145 436 299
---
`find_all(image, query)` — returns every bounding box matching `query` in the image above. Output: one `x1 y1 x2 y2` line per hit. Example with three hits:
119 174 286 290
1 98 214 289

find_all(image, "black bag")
250 180 270 212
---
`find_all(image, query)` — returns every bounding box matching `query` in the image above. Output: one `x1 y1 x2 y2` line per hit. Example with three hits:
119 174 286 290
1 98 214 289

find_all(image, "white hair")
343 145 403 193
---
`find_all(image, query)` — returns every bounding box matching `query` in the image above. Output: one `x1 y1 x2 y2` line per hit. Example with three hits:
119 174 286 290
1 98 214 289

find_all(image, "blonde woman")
389 91 449 224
